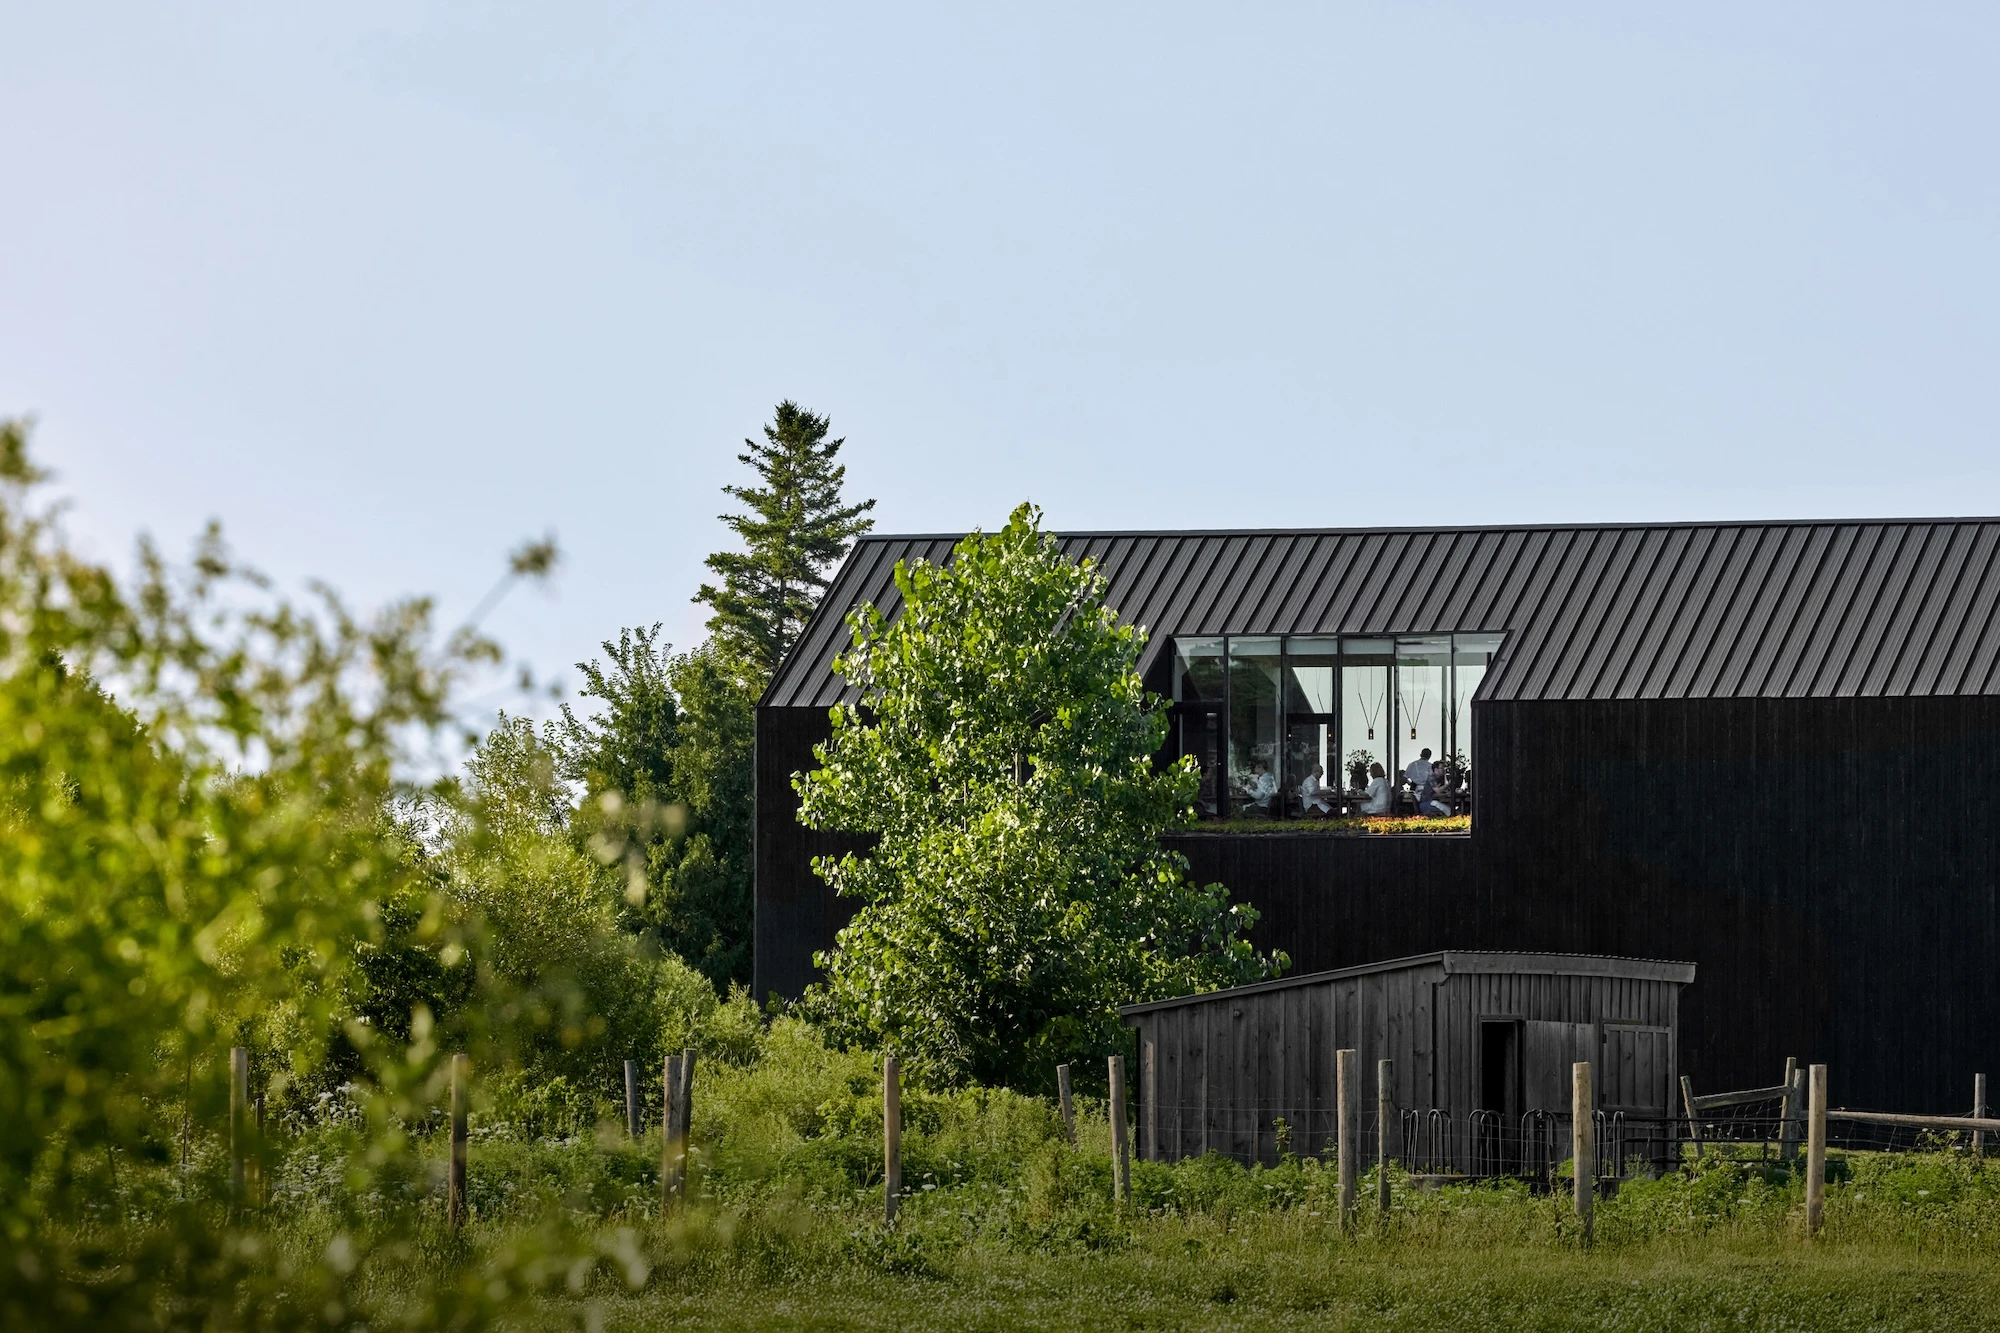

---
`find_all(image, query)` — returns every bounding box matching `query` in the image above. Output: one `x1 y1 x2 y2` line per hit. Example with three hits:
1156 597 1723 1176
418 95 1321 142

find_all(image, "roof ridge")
854 517 2000 543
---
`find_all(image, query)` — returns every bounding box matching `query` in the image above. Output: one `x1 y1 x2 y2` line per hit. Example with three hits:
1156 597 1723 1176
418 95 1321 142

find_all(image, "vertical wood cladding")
751 705 862 1002
759 695 2000 1113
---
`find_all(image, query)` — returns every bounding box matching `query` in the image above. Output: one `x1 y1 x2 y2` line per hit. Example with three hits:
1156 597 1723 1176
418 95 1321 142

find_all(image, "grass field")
487 1202 2000 1332
557 1251 2000 1333
424 1133 2000 1332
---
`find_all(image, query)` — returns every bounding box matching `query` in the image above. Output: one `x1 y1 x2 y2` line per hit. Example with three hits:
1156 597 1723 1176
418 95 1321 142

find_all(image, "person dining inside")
1299 763 1336 816
1238 760 1278 815
1360 761 1393 814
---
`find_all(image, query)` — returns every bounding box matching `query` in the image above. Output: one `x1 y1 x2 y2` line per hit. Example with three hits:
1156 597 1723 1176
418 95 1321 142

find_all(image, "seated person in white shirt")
1361 762 1394 814
1299 763 1336 816
1244 761 1279 813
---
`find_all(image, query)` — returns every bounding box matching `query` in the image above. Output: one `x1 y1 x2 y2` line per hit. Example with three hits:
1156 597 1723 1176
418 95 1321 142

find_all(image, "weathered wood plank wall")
1127 958 1687 1167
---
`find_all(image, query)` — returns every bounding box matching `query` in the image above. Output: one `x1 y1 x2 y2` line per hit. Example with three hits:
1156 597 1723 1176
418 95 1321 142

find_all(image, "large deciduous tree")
694 400 876 680
797 504 1283 1088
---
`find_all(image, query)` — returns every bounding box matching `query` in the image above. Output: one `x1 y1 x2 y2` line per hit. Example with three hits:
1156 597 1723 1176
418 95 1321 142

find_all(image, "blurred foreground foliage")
0 419 716 1326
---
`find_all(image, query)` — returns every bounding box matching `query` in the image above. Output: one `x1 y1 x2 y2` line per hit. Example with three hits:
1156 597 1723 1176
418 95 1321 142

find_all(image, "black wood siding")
757 695 2000 1113
751 704 862 1002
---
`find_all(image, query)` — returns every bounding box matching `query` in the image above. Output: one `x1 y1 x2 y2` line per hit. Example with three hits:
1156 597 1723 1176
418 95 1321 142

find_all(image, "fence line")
179 1042 1987 1239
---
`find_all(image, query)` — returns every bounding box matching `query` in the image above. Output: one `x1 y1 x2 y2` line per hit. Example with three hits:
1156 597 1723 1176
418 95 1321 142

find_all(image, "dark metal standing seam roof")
761 522 2000 710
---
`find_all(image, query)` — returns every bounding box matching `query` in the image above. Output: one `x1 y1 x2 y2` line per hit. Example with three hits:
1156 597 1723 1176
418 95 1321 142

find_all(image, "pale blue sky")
4 4 1998 712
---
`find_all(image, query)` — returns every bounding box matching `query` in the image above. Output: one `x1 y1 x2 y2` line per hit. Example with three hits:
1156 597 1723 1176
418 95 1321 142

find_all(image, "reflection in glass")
1228 637 1282 817
1286 721 1335 813
1173 636 1226 704
1177 709 1222 819
1284 637 1339 716
1283 637 1339 807
1451 633 1503 802
1340 639 1393 796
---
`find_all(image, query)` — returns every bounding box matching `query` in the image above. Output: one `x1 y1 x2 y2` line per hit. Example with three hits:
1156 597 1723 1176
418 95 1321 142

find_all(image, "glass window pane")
1173 636 1226 703
1286 720 1336 814
1396 637 1451 812
1178 709 1222 820
1228 637 1281 818
1451 633 1503 807
1283 637 1339 818
1340 638 1393 796
1283 636 1339 716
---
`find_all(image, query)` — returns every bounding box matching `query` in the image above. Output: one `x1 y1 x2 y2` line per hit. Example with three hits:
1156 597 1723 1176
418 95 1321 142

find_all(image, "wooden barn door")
1598 1024 1672 1114
1522 1021 1595 1112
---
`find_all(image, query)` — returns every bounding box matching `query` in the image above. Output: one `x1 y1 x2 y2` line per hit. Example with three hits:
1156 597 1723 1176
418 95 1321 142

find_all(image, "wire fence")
1140 1098 1993 1183
1143 1105 1678 1183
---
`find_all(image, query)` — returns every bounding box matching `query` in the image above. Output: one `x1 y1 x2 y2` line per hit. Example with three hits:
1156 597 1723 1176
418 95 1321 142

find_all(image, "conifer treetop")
695 401 876 680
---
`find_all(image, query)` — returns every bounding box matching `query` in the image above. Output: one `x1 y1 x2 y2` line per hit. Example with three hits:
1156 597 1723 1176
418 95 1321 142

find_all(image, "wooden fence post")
1975 1073 1988 1162
1109 1054 1131 1205
1679 1074 1703 1160
1572 1061 1594 1245
1336 1048 1356 1229
624 1059 641 1140
1377 1057 1394 1218
678 1048 696 1151
229 1046 248 1215
255 1086 267 1211
661 1049 695 1210
1806 1063 1827 1236
884 1053 902 1225
1056 1063 1075 1144
1142 1037 1158 1163
1777 1056 1801 1161
448 1053 469 1229
663 1053 678 1209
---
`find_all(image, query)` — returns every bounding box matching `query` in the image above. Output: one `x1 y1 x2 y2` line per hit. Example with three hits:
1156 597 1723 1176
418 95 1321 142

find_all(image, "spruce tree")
695 401 876 680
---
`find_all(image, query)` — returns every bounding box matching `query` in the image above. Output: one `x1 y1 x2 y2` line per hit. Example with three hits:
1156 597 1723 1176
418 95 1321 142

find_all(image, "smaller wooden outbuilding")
1119 950 1696 1169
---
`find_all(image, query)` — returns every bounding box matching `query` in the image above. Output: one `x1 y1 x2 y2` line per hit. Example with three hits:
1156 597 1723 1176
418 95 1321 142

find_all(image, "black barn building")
754 522 2000 1113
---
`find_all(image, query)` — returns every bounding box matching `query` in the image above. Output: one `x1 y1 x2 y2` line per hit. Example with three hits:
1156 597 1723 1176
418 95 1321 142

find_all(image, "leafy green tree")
0 414 729 1324
439 713 715 1083
695 400 876 680
553 623 679 805
656 643 757 986
553 631 756 992
797 503 1283 1089
0 418 520 1319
